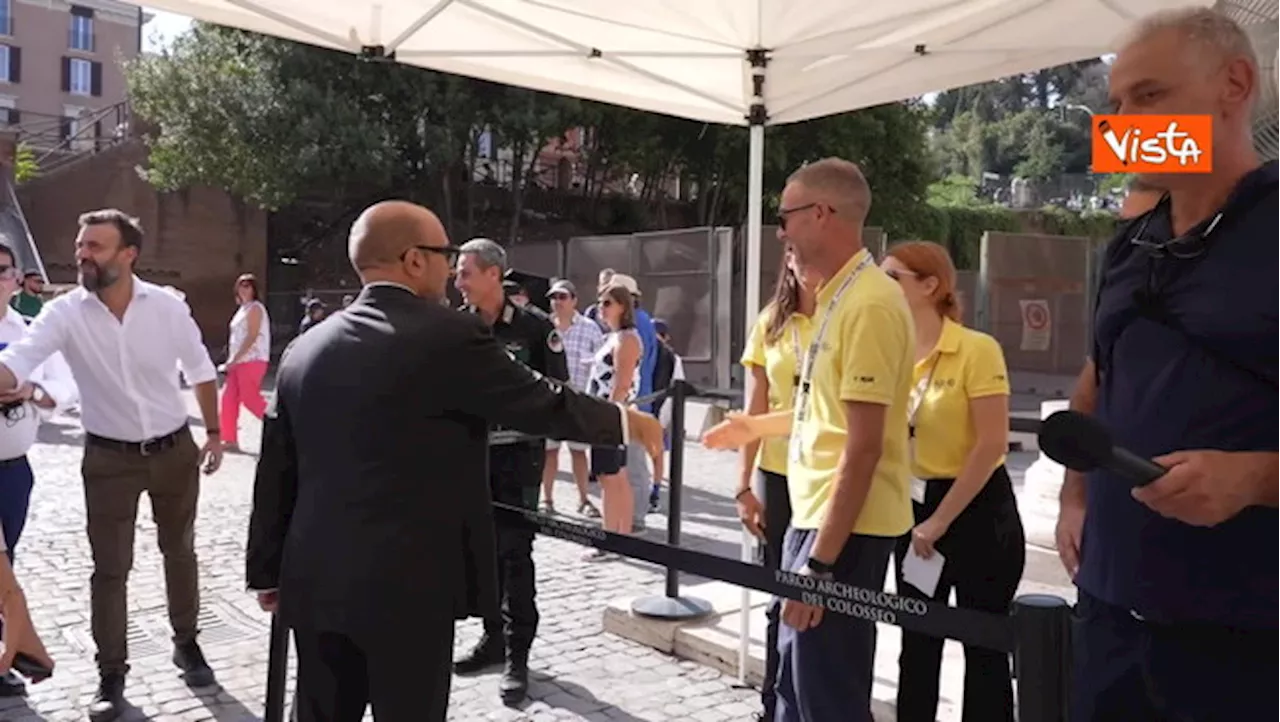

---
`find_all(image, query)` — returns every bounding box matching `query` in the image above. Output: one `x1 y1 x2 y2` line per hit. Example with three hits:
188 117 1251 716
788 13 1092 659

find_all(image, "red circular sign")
1024 303 1049 330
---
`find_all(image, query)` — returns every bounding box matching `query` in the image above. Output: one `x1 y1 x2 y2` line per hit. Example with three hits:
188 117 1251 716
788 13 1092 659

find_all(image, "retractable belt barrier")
491 501 1014 652
263 382 1070 722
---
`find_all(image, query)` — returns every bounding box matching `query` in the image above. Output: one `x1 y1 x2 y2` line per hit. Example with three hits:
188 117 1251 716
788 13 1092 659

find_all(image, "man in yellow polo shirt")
708 158 914 722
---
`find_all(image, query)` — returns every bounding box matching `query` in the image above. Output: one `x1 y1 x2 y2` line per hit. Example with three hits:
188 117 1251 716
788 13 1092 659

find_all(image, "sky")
141 8 192 52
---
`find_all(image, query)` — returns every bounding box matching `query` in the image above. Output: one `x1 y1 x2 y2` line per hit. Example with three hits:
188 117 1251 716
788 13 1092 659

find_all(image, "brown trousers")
81 429 202 675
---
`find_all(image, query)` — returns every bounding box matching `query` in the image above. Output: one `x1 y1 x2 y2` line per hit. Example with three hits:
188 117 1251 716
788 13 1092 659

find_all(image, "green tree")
13 144 38 184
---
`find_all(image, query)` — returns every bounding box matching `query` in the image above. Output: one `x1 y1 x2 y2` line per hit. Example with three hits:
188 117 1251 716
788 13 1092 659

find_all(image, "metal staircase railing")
16 101 132 177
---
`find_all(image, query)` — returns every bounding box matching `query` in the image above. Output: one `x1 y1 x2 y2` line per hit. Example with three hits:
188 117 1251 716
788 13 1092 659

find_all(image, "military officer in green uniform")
452 238 568 704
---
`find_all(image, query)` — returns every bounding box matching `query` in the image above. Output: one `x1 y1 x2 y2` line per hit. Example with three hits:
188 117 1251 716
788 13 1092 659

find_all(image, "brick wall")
15 140 267 354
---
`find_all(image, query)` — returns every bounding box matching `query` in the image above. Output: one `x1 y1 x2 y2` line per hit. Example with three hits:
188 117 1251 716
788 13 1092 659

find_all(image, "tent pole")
743 47 769 359
737 47 768 692
745 124 765 331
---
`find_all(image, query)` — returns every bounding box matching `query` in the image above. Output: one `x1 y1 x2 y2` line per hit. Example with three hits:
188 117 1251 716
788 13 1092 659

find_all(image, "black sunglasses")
402 244 460 263
777 202 833 231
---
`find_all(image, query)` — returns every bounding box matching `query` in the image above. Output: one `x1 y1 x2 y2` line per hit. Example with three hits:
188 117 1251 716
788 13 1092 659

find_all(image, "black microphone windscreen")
1037 410 1113 472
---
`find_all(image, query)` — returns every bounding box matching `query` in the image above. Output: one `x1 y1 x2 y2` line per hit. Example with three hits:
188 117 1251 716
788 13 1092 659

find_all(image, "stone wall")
15 140 267 354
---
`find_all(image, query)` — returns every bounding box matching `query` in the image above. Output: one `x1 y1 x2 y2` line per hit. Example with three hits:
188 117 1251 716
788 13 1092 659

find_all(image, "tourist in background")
219 273 271 453
542 279 605 517
9 272 43 318
736 246 817 721
584 282 645 556
881 241 1022 722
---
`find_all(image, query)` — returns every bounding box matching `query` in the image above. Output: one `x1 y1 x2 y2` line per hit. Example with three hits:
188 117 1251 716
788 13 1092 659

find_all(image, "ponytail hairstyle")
885 241 962 322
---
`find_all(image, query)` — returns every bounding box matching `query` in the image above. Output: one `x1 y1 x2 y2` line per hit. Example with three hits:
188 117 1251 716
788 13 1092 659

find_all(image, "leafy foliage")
13 144 37 184
127 23 934 237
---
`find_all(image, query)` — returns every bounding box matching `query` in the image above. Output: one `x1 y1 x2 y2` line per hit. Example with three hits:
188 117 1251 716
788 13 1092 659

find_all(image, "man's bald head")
786 158 872 225
348 201 446 273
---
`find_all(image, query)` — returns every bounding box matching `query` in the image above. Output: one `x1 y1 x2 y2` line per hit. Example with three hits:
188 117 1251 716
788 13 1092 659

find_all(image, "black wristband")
734 487 752 501
806 556 834 574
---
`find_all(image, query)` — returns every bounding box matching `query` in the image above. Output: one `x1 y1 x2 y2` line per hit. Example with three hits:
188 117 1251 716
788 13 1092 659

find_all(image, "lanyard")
789 253 874 462
790 323 802 391
907 353 943 437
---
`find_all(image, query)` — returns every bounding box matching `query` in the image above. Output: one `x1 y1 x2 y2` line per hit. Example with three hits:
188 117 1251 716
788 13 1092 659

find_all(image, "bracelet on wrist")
207 428 221 436
734 487 752 501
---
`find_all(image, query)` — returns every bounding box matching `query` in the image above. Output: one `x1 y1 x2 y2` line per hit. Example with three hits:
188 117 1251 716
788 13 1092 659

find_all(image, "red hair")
886 241 962 322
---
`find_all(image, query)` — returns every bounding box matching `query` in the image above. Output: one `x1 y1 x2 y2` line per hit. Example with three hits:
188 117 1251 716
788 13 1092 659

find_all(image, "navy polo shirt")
1081 161 1278 629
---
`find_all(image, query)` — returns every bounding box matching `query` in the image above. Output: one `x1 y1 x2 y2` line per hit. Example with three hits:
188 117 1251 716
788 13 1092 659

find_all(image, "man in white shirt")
0 209 223 722
0 242 76 697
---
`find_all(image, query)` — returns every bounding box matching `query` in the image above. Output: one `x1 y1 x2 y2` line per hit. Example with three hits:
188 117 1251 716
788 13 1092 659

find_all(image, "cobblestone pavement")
5 392 1051 721
5 400 768 722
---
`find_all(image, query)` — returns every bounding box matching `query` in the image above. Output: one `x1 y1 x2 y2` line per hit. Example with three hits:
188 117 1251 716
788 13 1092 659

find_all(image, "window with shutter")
8 46 17 84
61 56 70 92
5 109 17 125
90 60 102 97
69 7 94 52
67 58 91 96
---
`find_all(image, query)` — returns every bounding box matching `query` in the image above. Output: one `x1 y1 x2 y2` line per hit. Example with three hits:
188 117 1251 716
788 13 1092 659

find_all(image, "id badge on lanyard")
787 254 872 465
908 355 942 503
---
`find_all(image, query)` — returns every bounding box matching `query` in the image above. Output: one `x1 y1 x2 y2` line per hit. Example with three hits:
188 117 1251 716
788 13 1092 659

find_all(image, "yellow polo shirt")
787 249 915 537
741 308 814 475
911 319 1010 479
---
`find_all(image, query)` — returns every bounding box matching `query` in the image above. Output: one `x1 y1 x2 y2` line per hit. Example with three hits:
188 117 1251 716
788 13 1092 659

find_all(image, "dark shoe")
499 651 530 705
453 635 504 675
88 672 125 722
173 640 216 687
0 671 25 697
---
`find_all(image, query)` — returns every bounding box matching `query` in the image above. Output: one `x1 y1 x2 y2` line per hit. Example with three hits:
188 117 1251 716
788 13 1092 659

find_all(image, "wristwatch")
30 385 47 406
806 556 835 576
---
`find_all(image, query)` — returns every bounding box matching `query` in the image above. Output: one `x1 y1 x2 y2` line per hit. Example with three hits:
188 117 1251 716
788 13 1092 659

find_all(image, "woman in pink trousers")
220 273 271 452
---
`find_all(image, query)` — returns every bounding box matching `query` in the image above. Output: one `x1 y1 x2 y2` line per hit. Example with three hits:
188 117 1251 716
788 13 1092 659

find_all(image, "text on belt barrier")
491 502 1015 653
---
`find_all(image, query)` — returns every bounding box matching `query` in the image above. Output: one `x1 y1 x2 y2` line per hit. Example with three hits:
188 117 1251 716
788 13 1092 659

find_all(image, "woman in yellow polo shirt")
737 247 817 721
880 241 1025 722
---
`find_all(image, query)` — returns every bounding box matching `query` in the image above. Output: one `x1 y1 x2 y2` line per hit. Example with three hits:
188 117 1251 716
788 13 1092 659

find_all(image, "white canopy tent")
142 0 1211 329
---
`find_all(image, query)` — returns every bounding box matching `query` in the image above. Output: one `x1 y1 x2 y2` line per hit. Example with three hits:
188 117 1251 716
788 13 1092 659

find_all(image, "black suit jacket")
246 284 626 639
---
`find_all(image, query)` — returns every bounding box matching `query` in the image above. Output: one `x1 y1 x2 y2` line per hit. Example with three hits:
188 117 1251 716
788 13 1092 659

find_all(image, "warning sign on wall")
1019 299 1051 352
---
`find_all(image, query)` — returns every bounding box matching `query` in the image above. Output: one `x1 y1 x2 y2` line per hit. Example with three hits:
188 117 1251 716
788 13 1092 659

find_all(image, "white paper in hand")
902 546 946 598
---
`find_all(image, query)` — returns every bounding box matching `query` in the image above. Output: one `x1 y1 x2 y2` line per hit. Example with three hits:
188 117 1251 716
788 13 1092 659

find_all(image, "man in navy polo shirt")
1056 8 1278 722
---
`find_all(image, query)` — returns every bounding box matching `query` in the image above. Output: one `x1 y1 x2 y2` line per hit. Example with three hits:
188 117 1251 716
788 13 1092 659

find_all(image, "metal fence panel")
505 242 562 280
978 232 1093 375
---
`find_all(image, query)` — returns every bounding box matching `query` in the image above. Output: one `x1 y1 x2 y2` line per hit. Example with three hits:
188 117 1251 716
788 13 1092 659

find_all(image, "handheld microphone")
1037 410 1168 487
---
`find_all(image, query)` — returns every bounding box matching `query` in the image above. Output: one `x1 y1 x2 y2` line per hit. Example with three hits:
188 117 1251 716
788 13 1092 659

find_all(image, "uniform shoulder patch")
547 329 564 354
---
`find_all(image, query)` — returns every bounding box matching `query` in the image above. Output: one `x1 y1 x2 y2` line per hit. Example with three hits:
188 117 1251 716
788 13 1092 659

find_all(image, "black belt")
86 424 188 457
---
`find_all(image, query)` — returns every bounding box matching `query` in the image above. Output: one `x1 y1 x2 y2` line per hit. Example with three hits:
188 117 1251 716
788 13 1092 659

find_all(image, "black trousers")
758 469 792 719
292 618 454 722
893 465 1025 722
485 445 542 653
1071 590 1279 722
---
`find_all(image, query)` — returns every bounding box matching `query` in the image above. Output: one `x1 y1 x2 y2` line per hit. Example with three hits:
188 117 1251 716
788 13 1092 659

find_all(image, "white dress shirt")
0 276 217 442
0 307 78 459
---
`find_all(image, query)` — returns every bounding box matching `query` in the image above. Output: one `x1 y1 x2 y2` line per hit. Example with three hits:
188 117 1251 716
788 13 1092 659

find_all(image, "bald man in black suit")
246 201 663 722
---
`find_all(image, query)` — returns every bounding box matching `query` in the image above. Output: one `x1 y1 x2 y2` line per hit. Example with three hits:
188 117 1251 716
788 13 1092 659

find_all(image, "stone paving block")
15 402 759 721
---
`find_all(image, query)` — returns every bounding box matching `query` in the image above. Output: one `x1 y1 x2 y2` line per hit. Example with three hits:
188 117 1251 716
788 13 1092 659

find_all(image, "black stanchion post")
663 379 686 598
631 380 713 621
1012 593 1072 722
264 613 289 722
